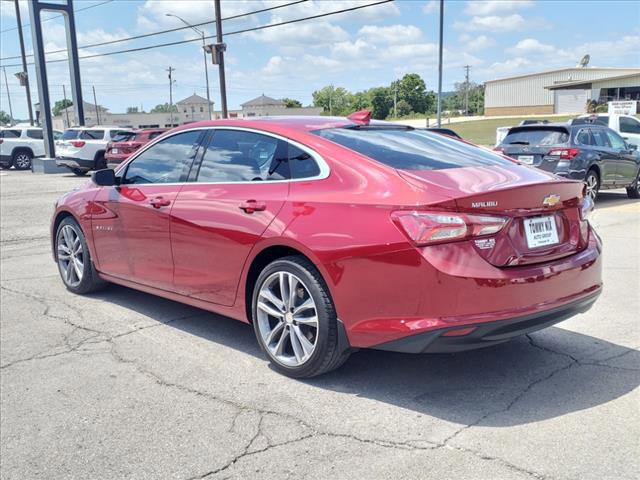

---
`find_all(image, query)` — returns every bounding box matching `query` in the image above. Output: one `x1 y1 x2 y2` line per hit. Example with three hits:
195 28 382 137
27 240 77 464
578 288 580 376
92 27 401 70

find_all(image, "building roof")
241 94 285 107
485 67 640 84
176 93 212 105
62 100 109 113
544 72 640 90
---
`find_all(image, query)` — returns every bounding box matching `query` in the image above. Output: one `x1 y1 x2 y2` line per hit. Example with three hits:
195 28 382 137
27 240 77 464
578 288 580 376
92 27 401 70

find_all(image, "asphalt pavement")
1 170 638 480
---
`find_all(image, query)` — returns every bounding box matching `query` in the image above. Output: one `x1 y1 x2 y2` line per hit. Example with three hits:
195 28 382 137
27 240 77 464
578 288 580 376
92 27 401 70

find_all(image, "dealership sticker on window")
524 215 559 249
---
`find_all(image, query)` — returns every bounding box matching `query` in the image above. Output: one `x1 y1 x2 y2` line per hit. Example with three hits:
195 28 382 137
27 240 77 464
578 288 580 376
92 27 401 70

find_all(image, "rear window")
112 131 136 142
503 127 569 146
0 129 21 138
572 116 609 127
26 129 43 139
61 130 80 140
313 127 514 171
80 129 105 140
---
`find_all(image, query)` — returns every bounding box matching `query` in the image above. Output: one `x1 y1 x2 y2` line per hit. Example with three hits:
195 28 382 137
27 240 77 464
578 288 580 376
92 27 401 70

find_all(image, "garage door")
554 89 588 114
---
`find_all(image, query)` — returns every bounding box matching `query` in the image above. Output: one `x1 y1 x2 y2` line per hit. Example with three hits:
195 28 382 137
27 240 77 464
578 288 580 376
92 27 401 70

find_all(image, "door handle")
150 196 171 208
239 200 266 214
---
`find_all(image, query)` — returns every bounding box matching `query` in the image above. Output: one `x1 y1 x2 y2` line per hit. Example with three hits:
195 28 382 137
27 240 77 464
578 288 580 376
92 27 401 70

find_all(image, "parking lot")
1 170 638 479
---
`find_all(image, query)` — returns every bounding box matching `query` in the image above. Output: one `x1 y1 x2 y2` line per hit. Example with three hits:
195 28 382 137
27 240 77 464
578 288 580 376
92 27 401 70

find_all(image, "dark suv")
496 123 640 200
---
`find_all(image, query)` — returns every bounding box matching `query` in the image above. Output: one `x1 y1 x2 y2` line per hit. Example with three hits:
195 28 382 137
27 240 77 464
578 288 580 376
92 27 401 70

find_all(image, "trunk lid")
399 164 588 267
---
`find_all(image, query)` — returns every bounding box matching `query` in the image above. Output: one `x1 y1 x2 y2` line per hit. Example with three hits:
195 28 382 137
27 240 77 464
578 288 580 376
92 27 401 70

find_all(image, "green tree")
452 81 484 115
150 103 178 113
312 86 351 116
52 99 73 117
395 99 413 117
369 87 393 119
282 98 302 108
126 106 139 113
348 91 371 112
392 73 435 114
0 110 11 125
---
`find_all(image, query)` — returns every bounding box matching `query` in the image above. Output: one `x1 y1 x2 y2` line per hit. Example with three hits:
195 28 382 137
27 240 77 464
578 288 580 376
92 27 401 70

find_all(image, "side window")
575 129 592 146
0 129 21 138
196 129 288 182
26 129 44 139
122 130 202 185
288 144 321 179
53 131 63 140
620 117 640 134
591 129 611 148
80 129 105 140
606 130 627 150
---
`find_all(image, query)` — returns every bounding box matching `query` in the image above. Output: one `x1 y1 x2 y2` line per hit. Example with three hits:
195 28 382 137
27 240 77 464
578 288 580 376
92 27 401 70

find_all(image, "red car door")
91 129 204 289
171 128 290 306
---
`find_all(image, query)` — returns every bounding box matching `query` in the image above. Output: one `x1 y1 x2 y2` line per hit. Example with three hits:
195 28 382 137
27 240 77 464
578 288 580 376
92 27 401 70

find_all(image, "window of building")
122 130 202 184
200 106 204 113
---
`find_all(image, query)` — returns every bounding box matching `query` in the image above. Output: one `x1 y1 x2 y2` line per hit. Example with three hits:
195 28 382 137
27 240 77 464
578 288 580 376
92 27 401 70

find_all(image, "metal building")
484 67 640 116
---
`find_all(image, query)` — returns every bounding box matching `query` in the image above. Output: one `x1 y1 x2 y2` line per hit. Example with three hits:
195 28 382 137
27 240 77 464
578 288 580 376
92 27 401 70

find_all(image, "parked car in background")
56 126 133 176
52 113 602 378
0 126 62 170
105 128 167 168
571 113 640 148
496 123 640 199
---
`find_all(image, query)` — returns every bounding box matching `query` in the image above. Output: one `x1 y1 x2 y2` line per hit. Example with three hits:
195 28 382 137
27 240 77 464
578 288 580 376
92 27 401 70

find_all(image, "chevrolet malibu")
51 113 603 378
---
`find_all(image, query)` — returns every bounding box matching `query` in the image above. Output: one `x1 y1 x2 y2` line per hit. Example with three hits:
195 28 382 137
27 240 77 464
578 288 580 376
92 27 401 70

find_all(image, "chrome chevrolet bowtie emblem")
543 194 560 207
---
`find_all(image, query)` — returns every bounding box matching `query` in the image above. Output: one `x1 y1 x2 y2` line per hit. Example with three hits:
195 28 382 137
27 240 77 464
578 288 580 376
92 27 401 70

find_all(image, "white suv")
56 126 133 176
0 126 62 170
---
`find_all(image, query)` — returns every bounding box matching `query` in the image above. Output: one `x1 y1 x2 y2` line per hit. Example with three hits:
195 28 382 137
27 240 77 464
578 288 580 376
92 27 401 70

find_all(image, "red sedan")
105 128 167 168
51 113 602 378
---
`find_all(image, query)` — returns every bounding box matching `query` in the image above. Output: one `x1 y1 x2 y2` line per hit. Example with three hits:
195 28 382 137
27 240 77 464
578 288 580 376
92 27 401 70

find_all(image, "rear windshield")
502 127 569 146
313 127 514 171
572 116 609 127
61 130 80 140
80 129 105 140
112 131 136 142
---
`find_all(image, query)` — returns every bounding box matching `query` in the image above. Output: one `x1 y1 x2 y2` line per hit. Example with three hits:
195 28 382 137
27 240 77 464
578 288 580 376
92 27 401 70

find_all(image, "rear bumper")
56 156 94 171
372 290 600 353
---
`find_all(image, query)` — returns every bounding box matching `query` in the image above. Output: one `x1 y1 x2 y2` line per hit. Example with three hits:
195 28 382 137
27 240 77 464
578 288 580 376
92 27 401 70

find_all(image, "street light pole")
165 13 212 120
14 0 34 125
2 67 14 125
214 0 228 119
436 0 444 127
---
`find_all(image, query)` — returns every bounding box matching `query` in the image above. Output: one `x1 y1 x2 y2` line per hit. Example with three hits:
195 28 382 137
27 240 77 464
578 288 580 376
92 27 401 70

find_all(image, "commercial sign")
608 100 637 115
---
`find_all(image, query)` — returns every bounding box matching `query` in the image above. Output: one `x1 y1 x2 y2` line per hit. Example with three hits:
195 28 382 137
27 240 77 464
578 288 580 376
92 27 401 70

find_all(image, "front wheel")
627 173 640 199
55 217 106 294
252 256 350 378
584 169 599 201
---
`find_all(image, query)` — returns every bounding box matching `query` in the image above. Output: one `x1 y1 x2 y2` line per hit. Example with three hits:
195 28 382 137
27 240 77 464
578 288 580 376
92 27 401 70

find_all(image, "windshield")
313 127 515 171
502 127 569 146
61 130 80 140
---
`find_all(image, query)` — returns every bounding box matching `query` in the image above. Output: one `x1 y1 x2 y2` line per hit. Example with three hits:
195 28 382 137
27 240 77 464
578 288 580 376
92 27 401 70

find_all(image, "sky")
0 0 639 119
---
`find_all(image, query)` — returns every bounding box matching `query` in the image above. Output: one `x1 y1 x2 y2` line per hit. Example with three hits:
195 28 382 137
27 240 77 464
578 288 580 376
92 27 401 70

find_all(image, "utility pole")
464 65 471 116
62 84 71 128
92 85 101 125
167 66 175 126
2 68 14 125
436 0 444 127
393 82 398 118
214 0 228 118
14 0 33 125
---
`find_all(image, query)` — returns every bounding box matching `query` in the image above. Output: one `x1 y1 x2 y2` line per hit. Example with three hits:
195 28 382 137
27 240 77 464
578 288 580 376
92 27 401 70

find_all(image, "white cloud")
507 38 556 54
262 56 284 75
464 0 534 16
357 25 422 45
423 1 439 14
459 34 496 52
454 14 525 32
244 20 349 45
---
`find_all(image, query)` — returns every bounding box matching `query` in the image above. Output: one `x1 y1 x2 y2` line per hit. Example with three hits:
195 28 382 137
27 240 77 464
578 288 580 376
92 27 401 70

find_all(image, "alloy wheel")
256 271 319 367
14 153 31 169
57 224 85 287
585 173 598 201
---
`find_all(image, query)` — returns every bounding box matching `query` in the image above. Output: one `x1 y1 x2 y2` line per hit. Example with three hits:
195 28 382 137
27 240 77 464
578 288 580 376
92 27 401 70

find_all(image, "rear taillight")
392 211 508 246
71 140 86 148
548 147 579 159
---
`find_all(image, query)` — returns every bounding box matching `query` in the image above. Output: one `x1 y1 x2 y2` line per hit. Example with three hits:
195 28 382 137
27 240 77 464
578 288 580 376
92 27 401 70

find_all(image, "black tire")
55 217 107 294
94 152 107 170
626 172 640 199
0 163 11 170
252 255 350 378
12 149 33 170
71 168 87 176
584 169 599 202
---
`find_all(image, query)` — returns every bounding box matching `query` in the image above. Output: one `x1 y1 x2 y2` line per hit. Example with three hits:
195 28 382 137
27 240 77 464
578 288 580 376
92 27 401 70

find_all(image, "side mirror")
629 143 638 152
91 168 117 186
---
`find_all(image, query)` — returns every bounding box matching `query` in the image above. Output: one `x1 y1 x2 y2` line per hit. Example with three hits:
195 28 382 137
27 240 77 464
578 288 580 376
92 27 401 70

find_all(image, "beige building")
484 67 640 116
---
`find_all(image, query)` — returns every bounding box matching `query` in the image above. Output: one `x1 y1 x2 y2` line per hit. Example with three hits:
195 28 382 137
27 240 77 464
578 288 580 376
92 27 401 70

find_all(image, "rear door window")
0 129 21 138
26 129 43 139
620 116 640 134
314 127 515 171
288 144 320 179
80 130 105 140
575 129 593 145
590 129 611 148
503 127 569 146
606 130 627 150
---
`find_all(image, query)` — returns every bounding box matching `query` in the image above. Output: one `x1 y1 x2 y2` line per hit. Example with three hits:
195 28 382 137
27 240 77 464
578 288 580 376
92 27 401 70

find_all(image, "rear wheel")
584 169 599 201
12 150 33 170
627 172 640 199
55 217 106 294
252 256 350 378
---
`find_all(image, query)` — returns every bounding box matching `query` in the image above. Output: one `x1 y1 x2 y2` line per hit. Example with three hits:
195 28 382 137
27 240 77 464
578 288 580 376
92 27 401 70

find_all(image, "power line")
0 1 113 35
0 0 393 69
0 0 308 61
